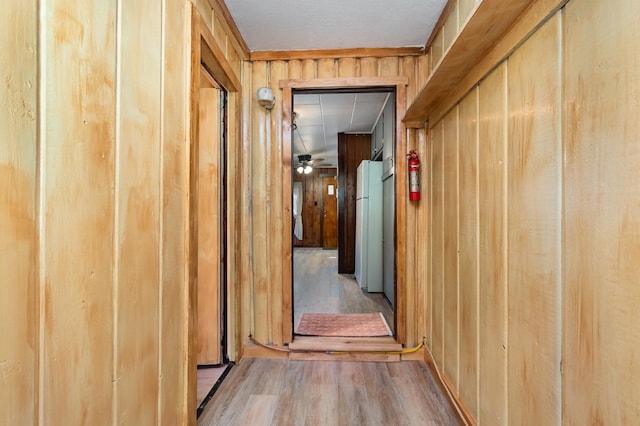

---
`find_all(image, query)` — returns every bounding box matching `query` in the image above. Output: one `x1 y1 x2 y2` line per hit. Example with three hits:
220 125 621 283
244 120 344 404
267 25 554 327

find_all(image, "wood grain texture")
443 1 459 51
477 64 508 425
209 0 250 58
429 0 568 127
187 8 203 419
507 14 561 424
226 88 243 361
197 85 222 365
269 60 287 346
0 1 38 423
190 11 245 424
250 61 270 343
563 0 640 422
292 172 330 247
359 57 378 78
116 0 162 422
337 133 371 274
457 87 479 418
430 121 445 367
250 47 423 62
317 58 336 78
159 0 189 422
239 61 254 368
458 0 477 26
414 130 428 345
394 84 409 345
442 107 459 390
199 358 460 425
405 0 536 123
41 0 117 423
280 85 294 343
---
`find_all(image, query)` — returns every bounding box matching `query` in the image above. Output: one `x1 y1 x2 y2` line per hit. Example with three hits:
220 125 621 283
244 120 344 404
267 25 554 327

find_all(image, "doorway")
290 88 397 336
188 5 242 421
195 66 230 414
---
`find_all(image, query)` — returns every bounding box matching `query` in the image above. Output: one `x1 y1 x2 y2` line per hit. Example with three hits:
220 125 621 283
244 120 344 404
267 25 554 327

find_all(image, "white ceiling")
224 0 447 51
223 0 448 168
293 92 391 168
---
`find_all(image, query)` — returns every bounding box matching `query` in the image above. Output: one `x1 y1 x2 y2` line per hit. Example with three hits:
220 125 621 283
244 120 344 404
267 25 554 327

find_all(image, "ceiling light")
297 165 304 174
304 165 313 174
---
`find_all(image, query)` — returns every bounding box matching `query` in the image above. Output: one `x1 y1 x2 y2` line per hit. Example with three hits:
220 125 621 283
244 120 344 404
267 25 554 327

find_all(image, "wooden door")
337 133 371 273
322 176 338 248
197 66 223 365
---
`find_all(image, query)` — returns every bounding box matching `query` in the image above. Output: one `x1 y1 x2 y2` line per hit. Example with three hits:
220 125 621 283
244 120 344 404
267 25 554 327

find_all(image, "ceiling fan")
295 154 326 174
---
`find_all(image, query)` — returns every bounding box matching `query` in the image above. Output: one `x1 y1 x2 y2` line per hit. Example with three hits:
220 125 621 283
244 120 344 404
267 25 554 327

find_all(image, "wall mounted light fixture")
256 87 275 110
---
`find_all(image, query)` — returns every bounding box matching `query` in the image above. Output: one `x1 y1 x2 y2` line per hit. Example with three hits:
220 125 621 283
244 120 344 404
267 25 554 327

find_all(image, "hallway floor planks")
293 248 393 331
197 357 461 425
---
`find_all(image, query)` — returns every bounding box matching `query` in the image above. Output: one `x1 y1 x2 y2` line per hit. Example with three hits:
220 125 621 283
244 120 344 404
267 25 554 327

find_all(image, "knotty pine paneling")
457 87 479 418
42 1 117 422
0 1 38 424
507 15 561 424
477 63 508 425
563 0 640 422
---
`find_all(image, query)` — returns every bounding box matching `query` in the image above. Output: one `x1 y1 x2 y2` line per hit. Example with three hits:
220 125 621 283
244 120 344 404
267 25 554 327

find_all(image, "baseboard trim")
423 347 477 426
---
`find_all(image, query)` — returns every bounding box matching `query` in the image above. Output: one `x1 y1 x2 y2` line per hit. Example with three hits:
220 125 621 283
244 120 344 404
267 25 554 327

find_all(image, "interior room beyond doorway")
293 247 394 335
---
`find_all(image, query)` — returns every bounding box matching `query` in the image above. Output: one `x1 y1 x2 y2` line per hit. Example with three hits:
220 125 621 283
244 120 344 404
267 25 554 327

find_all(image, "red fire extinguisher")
407 150 420 201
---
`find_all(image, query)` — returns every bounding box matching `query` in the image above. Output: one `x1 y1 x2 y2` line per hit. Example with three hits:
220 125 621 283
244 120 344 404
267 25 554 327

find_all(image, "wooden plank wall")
293 168 337 248
0 1 38 425
562 0 640 423
242 55 425 347
0 0 245 423
423 0 640 423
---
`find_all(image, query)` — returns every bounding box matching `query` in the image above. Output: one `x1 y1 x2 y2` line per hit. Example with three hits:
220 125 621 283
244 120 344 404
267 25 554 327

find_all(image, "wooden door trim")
281 77 408 345
188 4 240 423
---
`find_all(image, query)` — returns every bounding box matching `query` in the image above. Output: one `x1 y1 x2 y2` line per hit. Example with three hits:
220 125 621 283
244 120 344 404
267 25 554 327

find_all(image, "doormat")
295 312 392 337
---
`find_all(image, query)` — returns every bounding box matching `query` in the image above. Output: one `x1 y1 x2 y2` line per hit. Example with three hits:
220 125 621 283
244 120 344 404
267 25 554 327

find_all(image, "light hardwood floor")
293 248 394 332
197 358 460 425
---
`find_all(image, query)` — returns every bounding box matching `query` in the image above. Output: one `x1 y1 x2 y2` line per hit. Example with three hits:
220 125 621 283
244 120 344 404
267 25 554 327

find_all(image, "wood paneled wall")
421 0 640 423
0 0 244 423
242 55 424 348
1 1 38 424
293 168 337 248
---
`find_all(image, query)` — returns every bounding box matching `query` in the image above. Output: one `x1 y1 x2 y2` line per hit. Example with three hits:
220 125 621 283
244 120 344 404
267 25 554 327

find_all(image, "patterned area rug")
295 312 392 337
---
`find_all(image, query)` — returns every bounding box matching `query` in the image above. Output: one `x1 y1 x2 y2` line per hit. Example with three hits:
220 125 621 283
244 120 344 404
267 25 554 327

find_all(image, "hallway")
197 357 460 425
293 247 394 332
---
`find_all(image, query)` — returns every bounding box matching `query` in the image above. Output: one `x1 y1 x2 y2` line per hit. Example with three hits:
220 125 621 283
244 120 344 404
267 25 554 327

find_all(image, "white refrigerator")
355 160 383 292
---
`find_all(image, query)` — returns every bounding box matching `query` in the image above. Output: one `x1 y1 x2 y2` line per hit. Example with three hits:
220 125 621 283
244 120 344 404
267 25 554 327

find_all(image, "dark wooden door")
322 176 338 248
337 133 372 274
